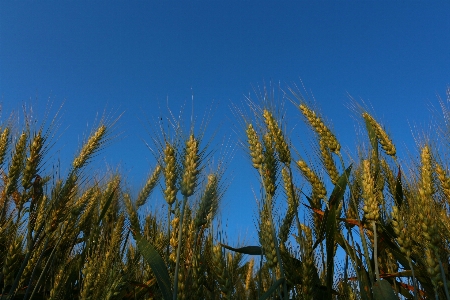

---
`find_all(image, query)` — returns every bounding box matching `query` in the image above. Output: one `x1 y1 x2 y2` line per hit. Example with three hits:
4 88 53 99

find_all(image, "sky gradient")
1 1 449 244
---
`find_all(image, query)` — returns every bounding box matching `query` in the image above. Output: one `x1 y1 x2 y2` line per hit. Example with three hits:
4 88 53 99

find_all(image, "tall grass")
1 85 450 299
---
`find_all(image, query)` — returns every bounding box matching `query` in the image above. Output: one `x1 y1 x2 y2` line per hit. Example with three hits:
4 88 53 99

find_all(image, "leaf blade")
135 233 173 300
219 243 263 255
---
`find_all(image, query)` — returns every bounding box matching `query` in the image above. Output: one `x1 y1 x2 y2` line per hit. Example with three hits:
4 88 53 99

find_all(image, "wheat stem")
173 195 188 300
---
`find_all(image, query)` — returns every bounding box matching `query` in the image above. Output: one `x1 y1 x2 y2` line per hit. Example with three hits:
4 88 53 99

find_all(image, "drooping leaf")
337 217 362 227
280 248 304 285
373 280 397 300
303 202 325 217
219 243 263 255
259 277 285 300
135 232 173 300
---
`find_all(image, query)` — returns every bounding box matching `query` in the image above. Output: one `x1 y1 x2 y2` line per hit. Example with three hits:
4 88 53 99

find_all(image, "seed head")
263 109 291 164
362 112 396 156
136 164 161 207
23 131 44 190
319 139 339 184
299 104 340 153
296 160 326 200
5 132 28 196
0 127 11 167
163 143 178 205
180 134 200 197
262 133 277 197
73 125 106 169
361 160 379 221
246 123 264 169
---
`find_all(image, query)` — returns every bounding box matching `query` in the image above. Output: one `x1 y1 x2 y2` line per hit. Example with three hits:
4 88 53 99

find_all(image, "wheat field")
1 86 450 299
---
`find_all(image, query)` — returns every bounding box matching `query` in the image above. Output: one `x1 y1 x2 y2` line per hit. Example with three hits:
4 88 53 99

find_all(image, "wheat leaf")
98 187 117 226
313 164 352 251
219 243 263 255
394 167 403 207
135 232 173 300
373 280 397 300
259 277 285 300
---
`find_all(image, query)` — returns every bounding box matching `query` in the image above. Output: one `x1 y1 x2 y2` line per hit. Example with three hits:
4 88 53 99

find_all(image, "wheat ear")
136 164 161 207
73 124 106 169
263 109 291 164
5 132 27 197
299 104 340 153
22 131 44 190
0 126 10 167
362 112 396 156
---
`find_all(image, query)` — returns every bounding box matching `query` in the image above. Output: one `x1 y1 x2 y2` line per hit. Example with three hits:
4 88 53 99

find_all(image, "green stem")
372 221 380 282
359 225 374 287
28 223 69 300
439 258 450 300
6 217 47 300
22 238 50 300
408 258 418 300
166 204 172 262
173 195 188 300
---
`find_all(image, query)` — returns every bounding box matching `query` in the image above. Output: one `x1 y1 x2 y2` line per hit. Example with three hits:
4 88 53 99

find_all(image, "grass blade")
98 187 117 226
373 280 397 300
219 243 263 255
259 277 285 300
135 232 173 300
313 164 352 250
394 167 403 207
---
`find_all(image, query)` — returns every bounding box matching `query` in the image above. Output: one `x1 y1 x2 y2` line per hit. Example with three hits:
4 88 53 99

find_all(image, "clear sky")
1 1 449 245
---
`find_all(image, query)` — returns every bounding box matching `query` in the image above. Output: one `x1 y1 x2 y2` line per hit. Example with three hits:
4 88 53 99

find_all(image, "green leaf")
335 231 371 300
394 167 403 207
135 232 173 300
373 280 397 300
328 164 353 207
259 277 285 300
98 187 117 226
219 243 263 255
313 164 352 251
302 190 315 207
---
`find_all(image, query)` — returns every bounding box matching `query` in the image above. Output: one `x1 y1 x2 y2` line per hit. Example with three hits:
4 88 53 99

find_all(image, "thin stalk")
27 213 74 300
166 204 172 261
22 238 50 300
372 221 380 282
6 218 47 300
173 195 188 300
343 200 350 282
439 258 450 300
359 225 375 287
258 254 262 299
408 258 419 300
338 153 345 173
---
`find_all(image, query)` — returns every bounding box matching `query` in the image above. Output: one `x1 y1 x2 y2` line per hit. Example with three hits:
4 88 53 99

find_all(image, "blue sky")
1 1 449 244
